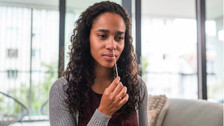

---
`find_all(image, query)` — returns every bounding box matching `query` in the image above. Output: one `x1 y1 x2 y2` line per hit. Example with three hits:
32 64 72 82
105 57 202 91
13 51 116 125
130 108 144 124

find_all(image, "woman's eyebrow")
96 29 125 34
96 29 109 33
116 31 125 35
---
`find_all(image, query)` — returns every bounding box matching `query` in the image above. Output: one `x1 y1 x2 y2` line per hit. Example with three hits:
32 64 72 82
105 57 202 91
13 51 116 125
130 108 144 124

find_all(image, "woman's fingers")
112 82 123 95
117 86 127 100
119 94 129 106
106 77 120 92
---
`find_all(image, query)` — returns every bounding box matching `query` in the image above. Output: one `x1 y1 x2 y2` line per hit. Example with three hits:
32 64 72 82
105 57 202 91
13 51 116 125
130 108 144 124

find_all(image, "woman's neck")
92 65 113 94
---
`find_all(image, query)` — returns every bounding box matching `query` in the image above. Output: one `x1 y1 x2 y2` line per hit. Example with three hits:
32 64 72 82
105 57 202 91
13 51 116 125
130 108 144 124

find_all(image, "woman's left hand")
97 77 129 116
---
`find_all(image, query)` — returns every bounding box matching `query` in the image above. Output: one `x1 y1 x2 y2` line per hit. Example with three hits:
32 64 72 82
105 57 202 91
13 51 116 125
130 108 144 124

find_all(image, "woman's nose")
105 38 116 50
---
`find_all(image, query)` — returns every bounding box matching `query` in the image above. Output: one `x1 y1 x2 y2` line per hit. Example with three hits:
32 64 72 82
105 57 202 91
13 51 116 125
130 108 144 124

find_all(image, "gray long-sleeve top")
49 76 149 126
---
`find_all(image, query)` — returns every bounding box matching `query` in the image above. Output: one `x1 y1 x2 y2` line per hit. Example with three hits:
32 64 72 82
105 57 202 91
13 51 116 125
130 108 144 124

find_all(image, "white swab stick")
113 50 118 77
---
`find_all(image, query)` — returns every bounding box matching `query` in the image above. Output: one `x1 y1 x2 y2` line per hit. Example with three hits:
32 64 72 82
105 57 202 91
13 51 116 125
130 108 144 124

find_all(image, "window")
206 0 223 103
7 70 18 79
0 4 59 117
32 49 40 58
142 0 197 99
7 49 18 58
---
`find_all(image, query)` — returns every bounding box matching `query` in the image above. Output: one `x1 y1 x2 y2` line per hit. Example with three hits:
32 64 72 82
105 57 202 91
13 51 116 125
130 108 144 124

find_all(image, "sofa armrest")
162 98 223 126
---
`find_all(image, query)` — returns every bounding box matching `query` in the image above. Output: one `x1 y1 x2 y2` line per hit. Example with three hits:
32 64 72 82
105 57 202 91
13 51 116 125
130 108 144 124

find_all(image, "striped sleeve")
49 78 76 126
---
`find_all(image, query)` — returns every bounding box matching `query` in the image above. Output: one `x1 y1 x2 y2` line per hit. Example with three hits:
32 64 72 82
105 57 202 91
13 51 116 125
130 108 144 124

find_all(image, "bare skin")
89 12 129 116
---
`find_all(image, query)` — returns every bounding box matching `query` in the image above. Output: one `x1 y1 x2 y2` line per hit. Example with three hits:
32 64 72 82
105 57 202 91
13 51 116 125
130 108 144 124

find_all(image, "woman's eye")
98 35 107 39
115 36 124 41
118 37 124 40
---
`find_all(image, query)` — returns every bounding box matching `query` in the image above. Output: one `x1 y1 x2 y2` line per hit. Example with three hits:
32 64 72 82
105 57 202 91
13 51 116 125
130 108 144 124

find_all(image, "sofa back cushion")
148 95 168 126
162 98 223 126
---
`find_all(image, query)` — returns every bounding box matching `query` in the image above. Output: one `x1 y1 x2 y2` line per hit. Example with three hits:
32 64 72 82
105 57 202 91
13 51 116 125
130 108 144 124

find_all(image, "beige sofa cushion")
148 95 168 126
162 99 223 126
156 100 168 126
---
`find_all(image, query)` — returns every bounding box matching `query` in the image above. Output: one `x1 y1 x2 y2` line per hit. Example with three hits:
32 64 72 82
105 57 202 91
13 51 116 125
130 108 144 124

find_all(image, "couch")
148 96 223 126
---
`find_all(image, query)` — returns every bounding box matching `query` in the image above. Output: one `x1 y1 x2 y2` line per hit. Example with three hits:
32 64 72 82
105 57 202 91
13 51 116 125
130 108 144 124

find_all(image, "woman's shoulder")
137 75 148 99
137 75 147 90
50 76 68 94
49 77 71 117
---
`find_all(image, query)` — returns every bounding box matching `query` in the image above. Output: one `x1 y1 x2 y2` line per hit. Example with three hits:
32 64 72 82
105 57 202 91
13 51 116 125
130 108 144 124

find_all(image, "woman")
49 1 148 126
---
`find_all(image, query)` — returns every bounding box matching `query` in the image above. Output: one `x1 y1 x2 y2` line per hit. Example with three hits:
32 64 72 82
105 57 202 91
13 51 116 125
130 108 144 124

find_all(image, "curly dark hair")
63 1 141 122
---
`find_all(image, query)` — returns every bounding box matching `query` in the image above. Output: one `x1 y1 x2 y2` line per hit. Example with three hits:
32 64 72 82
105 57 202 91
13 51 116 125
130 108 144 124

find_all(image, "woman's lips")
102 54 116 60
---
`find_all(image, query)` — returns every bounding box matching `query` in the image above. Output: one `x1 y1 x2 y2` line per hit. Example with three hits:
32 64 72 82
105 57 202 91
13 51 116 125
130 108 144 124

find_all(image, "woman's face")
90 12 125 68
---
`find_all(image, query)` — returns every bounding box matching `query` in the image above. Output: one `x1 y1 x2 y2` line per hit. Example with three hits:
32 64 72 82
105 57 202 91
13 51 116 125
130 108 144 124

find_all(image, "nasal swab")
113 49 118 77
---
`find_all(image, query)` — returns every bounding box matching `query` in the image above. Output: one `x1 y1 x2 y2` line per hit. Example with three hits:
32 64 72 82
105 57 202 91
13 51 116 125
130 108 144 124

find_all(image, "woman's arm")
138 77 149 126
87 109 111 126
49 78 77 126
49 77 111 126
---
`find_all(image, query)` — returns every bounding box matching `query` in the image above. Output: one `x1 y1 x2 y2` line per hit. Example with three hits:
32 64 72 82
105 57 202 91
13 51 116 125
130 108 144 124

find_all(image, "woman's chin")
104 64 114 68
101 63 115 69
95 61 115 69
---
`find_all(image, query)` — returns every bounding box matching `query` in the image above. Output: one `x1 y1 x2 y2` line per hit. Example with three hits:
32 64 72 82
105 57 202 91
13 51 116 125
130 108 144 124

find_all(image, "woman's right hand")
97 77 129 116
